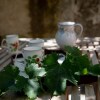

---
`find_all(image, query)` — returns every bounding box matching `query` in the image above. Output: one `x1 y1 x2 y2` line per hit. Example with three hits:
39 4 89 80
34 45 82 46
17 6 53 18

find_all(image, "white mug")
28 38 44 48
14 46 44 72
1 34 19 54
22 46 44 60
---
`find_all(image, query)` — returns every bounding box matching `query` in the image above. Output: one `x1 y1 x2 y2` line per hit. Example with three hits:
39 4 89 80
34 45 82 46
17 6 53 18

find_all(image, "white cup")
28 38 44 48
14 46 44 71
22 46 44 60
1 34 19 54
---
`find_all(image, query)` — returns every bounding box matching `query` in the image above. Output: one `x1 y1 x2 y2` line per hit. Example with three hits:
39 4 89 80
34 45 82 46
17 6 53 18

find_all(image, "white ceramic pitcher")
55 22 83 49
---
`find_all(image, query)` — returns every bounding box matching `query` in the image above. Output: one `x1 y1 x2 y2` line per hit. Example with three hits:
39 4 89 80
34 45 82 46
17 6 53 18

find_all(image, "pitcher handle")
75 23 83 38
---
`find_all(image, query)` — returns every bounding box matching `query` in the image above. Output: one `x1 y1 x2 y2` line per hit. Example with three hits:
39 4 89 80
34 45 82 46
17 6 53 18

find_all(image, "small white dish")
19 71 29 78
14 58 29 78
14 58 25 71
19 38 32 42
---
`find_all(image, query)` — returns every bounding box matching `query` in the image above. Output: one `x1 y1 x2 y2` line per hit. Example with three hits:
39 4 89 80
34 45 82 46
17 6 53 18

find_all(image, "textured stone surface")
0 0 100 38
29 0 74 38
0 0 31 37
74 0 100 37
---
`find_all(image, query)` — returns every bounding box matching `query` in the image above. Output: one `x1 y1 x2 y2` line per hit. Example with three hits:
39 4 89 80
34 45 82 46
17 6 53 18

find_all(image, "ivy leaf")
42 52 79 95
66 70 78 86
43 53 59 67
62 59 78 85
65 46 81 56
1 46 100 99
63 51 90 76
25 56 37 65
88 64 100 76
25 63 46 79
2 65 19 77
44 64 67 95
24 79 39 99
14 76 28 91
72 54 90 75
0 65 19 94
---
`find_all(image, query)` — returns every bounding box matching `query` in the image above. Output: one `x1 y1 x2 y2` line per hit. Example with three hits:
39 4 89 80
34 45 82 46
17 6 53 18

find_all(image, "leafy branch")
0 46 100 99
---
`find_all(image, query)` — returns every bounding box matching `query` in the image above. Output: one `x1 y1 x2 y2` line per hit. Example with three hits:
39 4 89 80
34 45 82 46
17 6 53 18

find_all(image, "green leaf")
24 79 39 99
0 65 19 93
25 56 37 65
25 63 46 78
42 53 67 95
0 46 100 99
88 64 100 76
2 65 19 77
63 51 91 75
66 70 78 86
43 62 67 95
14 76 28 91
65 46 81 56
42 49 81 95
61 59 78 85
43 53 59 67
82 68 88 75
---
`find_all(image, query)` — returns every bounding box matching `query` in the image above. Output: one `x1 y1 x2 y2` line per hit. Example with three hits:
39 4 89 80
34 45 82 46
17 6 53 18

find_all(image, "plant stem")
50 94 53 100
39 79 46 93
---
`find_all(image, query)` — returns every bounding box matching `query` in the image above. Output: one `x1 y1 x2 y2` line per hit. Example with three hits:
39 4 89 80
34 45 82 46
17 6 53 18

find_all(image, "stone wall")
74 0 100 37
29 0 75 38
0 0 31 37
0 0 100 39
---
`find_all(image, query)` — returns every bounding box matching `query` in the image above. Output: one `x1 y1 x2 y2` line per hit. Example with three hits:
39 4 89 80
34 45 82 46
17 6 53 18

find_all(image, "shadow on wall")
29 0 59 38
